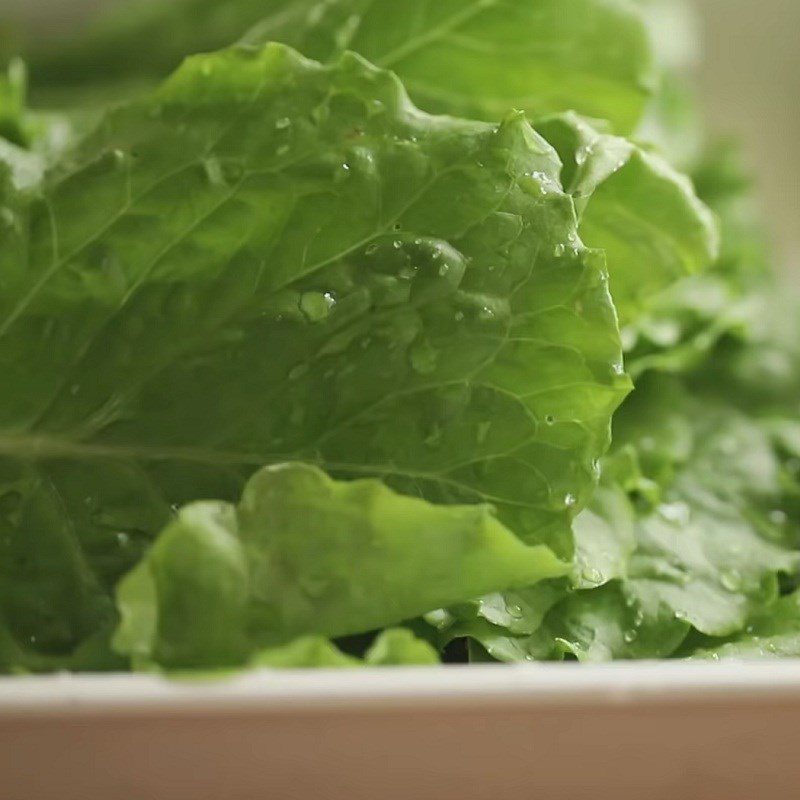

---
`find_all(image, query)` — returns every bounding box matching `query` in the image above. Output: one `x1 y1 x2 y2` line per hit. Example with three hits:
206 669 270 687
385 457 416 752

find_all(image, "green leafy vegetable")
612 378 798 636
27 0 654 133
249 628 439 668
1 42 627 668
621 139 775 380
536 112 718 322
115 463 564 668
458 374 800 662
688 592 800 660
363 627 440 666
250 636 362 669
3 0 798 673
247 0 656 133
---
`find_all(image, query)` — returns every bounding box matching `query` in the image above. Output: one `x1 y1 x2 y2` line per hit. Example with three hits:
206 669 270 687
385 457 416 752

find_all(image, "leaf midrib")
0 430 561 512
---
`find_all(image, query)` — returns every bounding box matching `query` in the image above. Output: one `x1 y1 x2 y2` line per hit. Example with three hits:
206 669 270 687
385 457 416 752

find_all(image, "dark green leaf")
0 44 629 668
28 0 656 134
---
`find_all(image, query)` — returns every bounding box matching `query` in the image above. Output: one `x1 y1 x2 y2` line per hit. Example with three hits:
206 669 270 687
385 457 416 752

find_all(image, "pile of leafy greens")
0 0 797 673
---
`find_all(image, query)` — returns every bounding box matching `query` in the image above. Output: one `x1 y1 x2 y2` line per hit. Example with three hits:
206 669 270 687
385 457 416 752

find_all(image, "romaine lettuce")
1 42 629 668
1 0 797 671
115 463 564 668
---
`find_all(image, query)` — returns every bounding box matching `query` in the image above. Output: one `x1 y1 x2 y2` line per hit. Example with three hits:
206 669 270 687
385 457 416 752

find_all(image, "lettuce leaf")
0 42 629 668
246 0 656 133
27 0 655 134
458 375 800 662
621 139 775 378
127 627 440 671
687 592 800 660
6 0 795 672
247 628 440 668
361 628 440 666
611 378 799 636
536 112 718 323
114 463 565 668
250 636 362 669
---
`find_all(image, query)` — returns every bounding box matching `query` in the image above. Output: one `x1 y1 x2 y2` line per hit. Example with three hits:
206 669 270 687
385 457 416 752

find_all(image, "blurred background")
4 0 799 270
697 0 800 272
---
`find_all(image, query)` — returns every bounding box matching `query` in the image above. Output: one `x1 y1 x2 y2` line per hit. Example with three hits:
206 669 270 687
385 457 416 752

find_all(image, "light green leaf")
248 627 440 669
364 628 440 666
250 636 361 669
610 377 799 641
536 112 718 322
535 583 688 662
688 592 800 660
114 463 566 668
471 581 566 637
622 141 776 379
571 462 637 589
622 275 754 379
430 580 686 663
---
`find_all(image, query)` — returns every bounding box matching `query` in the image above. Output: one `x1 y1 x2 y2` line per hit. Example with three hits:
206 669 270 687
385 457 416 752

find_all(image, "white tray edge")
2 660 800 716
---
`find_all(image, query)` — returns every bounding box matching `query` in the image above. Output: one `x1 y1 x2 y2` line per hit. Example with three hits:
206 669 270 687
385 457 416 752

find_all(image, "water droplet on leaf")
299 292 334 322
658 501 691 527
507 603 523 619
334 163 351 183
581 567 602 585
203 157 225 187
